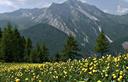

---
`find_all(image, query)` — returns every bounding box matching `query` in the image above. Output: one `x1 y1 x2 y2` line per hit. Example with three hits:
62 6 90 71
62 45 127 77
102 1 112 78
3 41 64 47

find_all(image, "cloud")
0 0 19 13
124 0 128 2
117 5 128 15
103 9 109 13
0 0 128 14
0 0 43 13
0 0 16 8
0 0 68 13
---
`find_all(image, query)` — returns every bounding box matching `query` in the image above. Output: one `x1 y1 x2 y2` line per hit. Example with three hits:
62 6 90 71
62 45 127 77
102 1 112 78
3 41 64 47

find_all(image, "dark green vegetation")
0 24 82 63
94 32 110 56
0 24 49 62
0 23 113 63
56 35 81 61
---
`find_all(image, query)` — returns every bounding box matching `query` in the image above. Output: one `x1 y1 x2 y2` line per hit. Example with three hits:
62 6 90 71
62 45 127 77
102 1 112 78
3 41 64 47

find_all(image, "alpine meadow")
0 0 128 82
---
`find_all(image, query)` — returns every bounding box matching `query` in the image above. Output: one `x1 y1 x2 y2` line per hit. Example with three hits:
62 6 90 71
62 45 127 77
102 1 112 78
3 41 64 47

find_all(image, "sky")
0 0 128 15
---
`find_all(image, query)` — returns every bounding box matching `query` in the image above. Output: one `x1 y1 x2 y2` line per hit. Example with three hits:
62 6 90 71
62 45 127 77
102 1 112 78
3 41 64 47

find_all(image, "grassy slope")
0 54 128 82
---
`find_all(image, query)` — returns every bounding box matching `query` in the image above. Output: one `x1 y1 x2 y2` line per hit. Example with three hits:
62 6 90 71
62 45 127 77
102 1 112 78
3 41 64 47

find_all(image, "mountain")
21 23 67 55
0 8 45 29
0 0 128 54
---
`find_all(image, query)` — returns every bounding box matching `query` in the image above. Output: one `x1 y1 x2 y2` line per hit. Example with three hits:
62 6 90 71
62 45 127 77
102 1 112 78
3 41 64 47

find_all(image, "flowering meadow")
0 54 128 82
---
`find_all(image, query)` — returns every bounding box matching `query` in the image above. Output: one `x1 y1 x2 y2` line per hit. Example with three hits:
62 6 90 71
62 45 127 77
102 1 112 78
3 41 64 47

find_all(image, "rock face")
0 0 128 54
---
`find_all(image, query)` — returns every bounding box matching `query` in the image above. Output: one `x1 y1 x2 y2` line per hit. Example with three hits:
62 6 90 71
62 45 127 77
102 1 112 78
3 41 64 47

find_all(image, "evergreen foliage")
23 37 32 62
94 32 110 56
0 23 112 63
0 24 49 63
30 43 49 63
60 35 80 60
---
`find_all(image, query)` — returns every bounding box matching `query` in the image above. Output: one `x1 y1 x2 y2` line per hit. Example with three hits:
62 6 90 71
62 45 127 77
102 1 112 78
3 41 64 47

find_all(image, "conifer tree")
94 32 109 56
30 48 38 63
55 53 61 62
39 43 49 62
30 43 49 63
1 24 15 62
1 24 24 62
24 37 32 62
13 28 25 62
61 35 80 60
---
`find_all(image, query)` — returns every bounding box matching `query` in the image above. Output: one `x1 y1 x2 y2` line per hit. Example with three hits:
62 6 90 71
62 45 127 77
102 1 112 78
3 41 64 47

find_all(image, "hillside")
0 0 128 54
21 23 67 55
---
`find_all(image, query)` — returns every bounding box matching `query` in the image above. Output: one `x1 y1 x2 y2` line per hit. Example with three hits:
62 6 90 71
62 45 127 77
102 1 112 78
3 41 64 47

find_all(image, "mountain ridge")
0 0 128 54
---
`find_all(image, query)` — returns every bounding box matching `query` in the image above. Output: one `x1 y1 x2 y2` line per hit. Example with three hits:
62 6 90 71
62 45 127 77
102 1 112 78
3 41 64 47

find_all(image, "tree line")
0 24 110 63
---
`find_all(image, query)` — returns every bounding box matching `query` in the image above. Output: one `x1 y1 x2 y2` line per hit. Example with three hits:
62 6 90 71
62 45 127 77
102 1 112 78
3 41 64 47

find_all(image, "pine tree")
39 43 49 62
30 48 38 63
94 32 109 56
61 35 80 60
13 28 25 62
1 24 25 62
55 53 61 62
1 24 14 62
24 37 32 62
30 43 49 63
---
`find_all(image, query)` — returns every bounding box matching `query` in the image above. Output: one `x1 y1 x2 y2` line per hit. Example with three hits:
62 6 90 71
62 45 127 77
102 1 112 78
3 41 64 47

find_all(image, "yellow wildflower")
16 79 20 82
97 80 102 82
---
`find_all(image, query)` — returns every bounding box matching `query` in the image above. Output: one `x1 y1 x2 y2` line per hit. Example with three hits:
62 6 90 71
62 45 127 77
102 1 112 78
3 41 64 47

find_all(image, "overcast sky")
0 0 128 15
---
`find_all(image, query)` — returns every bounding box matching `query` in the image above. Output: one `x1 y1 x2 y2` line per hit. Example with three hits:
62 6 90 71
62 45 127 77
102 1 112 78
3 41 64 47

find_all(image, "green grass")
0 54 128 82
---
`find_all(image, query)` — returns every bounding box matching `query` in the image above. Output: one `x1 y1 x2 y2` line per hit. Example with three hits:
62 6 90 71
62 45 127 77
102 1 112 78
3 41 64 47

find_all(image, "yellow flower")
89 67 93 70
124 57 127 59
114 58 118 62
63 71 67 74
116 70 119 72
116 64 119 67
97 80 102 82
93 64 96 67
93 69 97 73
93 58 96 61
112 74 116 79
117 77 122 82
105 74 108 77
82 68 87 72
88 71 93 75
25 78 29 81
126 66 128 70
119 75 123 79
120 71 123 75
39 80 42 82
102 70 106 72
16 79 20 82
53 76 58 79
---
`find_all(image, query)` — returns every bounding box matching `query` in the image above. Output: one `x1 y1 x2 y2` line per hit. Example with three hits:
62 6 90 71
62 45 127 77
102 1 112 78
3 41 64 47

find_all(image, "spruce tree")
39 43 49 62
94 32 109 56
30 48 38 63
55 53 61 62
1 24 14 62
30 43 49 63
24 37 32 62
62 35 80 60
1 24 24 62
13 28 25 62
